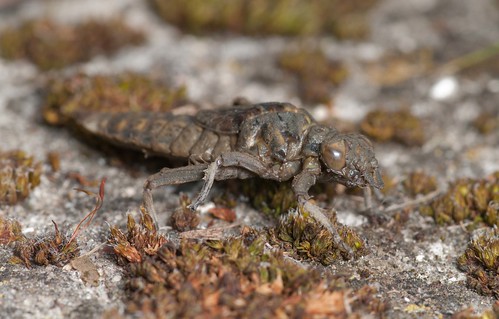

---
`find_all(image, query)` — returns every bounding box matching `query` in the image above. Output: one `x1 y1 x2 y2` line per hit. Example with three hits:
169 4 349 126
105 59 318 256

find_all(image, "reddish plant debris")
0 149 42 205
208 207 237 223
0 18 144 70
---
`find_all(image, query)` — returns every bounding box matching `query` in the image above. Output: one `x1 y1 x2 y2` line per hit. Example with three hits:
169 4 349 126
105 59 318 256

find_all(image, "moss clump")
109 208 167 265
274 208 366 265
360 109 425 146
41 72 188 126
277 46 348 104
0 19 144 70
109 214 386 318
457 228 499 298
10 179 105 268
0 216 23 245
170 194 200 232
420 172 499 226
365 49 433 87
149 0 378 39
472 112 499 135
240 179 297 218
452 303 499 319
0 149 42 205
11 221 80 268
403 171 437 197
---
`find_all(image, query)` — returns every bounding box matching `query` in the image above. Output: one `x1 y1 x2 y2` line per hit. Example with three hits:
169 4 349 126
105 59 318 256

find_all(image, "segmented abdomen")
77 112 236 161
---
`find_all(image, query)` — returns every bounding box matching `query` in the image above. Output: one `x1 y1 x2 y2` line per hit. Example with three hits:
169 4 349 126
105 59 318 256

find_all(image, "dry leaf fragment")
71 255 100 286
208 207 237 222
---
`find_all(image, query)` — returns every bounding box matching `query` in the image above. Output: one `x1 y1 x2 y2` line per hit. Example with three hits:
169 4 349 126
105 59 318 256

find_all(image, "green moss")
274 208 366 265
149 0 378 39
0 19 144 70
240 179 297 218
457 228 499 298
41 72 188 126
403 171 437 197
420 172 499 227
0 149 42 205
360 109 425 146
277 46 349 103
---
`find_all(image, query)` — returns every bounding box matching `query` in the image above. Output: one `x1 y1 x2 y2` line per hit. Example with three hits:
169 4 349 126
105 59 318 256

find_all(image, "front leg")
189 152 279 210
292 157 354 257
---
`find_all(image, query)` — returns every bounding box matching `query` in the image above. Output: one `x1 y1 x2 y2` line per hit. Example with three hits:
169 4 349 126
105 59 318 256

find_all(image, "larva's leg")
292 170 354 258
142 164 209 225
189 152 277 210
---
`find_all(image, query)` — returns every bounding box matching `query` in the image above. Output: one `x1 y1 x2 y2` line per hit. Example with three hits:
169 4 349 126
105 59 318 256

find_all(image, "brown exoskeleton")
78 102 384 256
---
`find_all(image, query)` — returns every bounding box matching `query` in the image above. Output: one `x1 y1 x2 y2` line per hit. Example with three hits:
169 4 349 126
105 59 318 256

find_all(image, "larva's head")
320 133 384 189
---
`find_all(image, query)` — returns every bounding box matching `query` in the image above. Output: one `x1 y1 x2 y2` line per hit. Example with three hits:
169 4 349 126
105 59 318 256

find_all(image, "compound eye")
322 140 347 171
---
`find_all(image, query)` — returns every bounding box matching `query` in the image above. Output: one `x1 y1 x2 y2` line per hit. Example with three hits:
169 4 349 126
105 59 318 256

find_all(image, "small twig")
437 41 499 75
179 223 241 240
382 189 441 214
78 242 107 258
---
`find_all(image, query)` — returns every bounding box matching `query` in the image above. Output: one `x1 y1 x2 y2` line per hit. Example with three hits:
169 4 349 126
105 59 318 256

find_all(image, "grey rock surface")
0 0 498 318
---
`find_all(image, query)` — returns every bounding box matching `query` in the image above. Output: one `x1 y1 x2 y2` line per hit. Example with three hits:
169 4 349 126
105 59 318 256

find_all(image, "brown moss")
403 171 437 197
365 49 433 87
11 179 105 268
360 109 425 146
457 228 499 298
451 302 499 319
0 19 144 70
170 194 200 232
0 149 42 205
277 46 349 104
472 112 499 135
109 208 167 265
0 216 24 245
109 220 386 318
273 207 366 265
149 0 378 39
11 221 80 268
42 72 188 126
420 172 499 227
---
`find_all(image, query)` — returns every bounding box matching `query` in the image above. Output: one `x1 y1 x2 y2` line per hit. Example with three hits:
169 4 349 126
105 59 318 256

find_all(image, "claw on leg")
188 160 219 211
298 197 354 258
